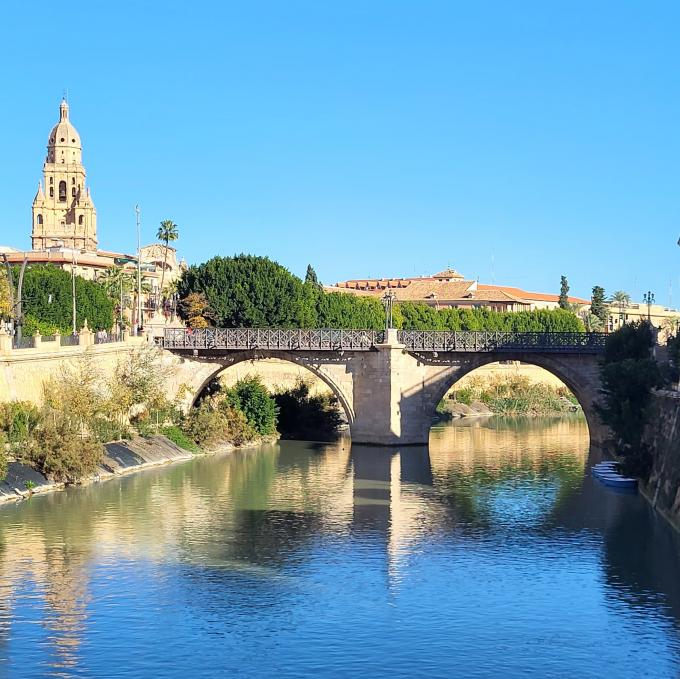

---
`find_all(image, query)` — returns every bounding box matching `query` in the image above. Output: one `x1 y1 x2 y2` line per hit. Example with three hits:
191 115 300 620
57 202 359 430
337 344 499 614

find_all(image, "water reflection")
0 416 678 677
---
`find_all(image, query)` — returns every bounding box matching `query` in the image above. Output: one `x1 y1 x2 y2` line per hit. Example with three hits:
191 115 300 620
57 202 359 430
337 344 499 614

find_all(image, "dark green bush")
224 376 278 436
596 321 662 479
19 264 114 333
274 379 344 441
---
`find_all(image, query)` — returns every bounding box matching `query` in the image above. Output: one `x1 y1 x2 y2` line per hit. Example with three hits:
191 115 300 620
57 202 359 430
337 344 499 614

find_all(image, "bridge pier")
350 330 433 445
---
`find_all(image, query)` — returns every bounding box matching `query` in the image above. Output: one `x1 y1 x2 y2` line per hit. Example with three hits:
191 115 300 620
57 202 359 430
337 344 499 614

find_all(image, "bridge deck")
160 328 606 354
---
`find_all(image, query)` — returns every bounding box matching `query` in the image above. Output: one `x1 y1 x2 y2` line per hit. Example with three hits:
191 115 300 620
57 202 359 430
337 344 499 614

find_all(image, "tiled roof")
477 284 589 305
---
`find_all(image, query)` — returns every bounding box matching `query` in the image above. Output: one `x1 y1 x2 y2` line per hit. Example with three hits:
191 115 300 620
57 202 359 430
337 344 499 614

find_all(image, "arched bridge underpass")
159 328 608 447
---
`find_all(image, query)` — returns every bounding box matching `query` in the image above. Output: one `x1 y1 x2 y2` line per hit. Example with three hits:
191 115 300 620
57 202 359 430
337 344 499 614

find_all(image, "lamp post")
71 248 78 335
643 291 655 323
381 290 396 333
135 204 142 335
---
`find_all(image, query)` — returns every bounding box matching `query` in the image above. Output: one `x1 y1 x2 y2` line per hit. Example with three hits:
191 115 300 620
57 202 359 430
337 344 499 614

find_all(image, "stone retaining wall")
643 391 680 530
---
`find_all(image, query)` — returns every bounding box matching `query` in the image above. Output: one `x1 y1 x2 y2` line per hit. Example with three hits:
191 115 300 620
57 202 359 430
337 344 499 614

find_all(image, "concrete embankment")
0 435 193 504
643 390 680 531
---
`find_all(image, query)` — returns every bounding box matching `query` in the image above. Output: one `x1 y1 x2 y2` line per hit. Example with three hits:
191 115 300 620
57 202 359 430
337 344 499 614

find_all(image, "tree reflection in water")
0 415 677 676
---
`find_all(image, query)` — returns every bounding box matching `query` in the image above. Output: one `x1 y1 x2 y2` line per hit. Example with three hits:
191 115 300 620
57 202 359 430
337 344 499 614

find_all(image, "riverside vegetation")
0 346 345 486
439 374 580 418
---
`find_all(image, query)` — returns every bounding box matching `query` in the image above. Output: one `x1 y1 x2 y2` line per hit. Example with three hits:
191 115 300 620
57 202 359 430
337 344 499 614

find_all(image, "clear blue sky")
1 1 678 303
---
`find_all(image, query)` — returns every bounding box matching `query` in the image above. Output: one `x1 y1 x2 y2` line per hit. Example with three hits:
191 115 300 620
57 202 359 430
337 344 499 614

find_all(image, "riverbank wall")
643 390 680 531
0 435 193 503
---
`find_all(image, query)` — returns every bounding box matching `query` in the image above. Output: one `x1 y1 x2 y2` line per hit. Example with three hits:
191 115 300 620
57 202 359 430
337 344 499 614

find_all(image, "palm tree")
610 290 631 306
609 290 631 329
156 220 179 305
99 267 135 331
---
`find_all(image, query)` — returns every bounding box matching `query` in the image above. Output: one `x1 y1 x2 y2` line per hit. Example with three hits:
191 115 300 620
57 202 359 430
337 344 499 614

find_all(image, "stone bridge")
160 328 609 448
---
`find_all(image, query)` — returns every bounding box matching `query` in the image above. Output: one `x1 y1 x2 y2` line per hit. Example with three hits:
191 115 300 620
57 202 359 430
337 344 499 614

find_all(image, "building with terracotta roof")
329 270 590 312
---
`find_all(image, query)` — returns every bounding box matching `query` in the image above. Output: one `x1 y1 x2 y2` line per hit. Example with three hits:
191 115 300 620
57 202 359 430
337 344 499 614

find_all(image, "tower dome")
46 100 82 164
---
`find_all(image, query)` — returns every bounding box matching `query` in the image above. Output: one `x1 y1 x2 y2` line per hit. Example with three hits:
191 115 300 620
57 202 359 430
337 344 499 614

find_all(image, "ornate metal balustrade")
398 330 606 354
162 328 384 351
161 328 607 354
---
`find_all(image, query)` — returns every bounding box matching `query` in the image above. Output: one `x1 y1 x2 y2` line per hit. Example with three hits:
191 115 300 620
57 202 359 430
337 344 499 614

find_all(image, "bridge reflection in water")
0 418 679 676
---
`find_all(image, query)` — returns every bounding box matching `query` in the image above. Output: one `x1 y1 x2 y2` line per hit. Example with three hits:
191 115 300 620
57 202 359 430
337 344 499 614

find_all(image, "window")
72 187 76 197
72 178 75 185
78 215 84 225
49 187 54 198
36 214 43 225
49 177 53 185
58 180 67 202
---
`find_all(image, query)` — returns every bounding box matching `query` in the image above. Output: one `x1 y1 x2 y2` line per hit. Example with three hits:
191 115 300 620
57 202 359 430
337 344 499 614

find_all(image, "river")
0 416 679 678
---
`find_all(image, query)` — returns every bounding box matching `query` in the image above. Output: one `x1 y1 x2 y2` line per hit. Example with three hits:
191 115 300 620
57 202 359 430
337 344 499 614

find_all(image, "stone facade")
31 100 97 252
643 391 680 530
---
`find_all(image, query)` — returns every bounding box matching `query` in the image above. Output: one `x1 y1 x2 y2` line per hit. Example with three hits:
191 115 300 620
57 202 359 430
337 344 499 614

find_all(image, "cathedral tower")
31 100 97 251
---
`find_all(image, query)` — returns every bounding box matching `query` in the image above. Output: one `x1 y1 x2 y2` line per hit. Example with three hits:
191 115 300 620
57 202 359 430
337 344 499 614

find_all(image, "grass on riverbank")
444 375 579 416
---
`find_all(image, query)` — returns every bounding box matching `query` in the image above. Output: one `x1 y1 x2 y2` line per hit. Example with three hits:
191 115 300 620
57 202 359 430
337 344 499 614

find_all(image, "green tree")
177 255 306 327
20 265 114 334
609 290 631 327
224 376 278 436
596 321 662 478
559 275 570 310
99 266 135 329
590 285 607 324
156 219 179 301
305 264 321 287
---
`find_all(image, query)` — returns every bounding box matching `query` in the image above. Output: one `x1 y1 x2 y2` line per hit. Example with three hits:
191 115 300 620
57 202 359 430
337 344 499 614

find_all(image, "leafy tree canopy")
590 285 607 324
177 255 585 333
19 265 114 334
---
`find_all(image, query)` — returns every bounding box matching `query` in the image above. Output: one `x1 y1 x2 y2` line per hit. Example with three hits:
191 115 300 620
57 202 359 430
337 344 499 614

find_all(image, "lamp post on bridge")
382 290 396 334
643 291 655 323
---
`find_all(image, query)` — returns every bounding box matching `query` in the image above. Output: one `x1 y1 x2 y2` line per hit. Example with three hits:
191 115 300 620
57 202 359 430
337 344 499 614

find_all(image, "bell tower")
32 100 98 252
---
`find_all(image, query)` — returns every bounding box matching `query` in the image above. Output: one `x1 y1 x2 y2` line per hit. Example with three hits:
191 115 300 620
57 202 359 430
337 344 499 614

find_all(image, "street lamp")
643 291 655 323
381 290 396 333
135 204 142 335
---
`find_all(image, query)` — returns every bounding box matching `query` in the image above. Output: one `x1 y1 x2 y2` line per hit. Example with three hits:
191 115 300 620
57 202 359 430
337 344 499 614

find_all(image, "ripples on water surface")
0 416 679 678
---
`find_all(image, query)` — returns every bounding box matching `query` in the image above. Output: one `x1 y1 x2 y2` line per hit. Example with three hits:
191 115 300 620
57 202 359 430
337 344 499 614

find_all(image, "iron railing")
161 328 384 351
398 330 606 354
60 334 80 347
13 337 35 350
94 333 121 345
161 328 606 354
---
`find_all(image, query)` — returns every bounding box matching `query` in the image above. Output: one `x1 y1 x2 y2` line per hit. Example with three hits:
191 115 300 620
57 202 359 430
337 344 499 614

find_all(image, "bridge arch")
421 351 605 447
176 350 356 424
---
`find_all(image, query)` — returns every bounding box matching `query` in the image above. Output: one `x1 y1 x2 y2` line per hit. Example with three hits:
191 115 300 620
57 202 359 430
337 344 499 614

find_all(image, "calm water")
1 417 680 678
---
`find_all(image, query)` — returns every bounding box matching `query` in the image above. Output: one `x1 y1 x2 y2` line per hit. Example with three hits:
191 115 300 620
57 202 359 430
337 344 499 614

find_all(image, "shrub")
21 413 104 483
0 432 7 480
0 401 41 446
162 425 200 452
223 376 277 436
22 315 61 337
274 379 343 441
